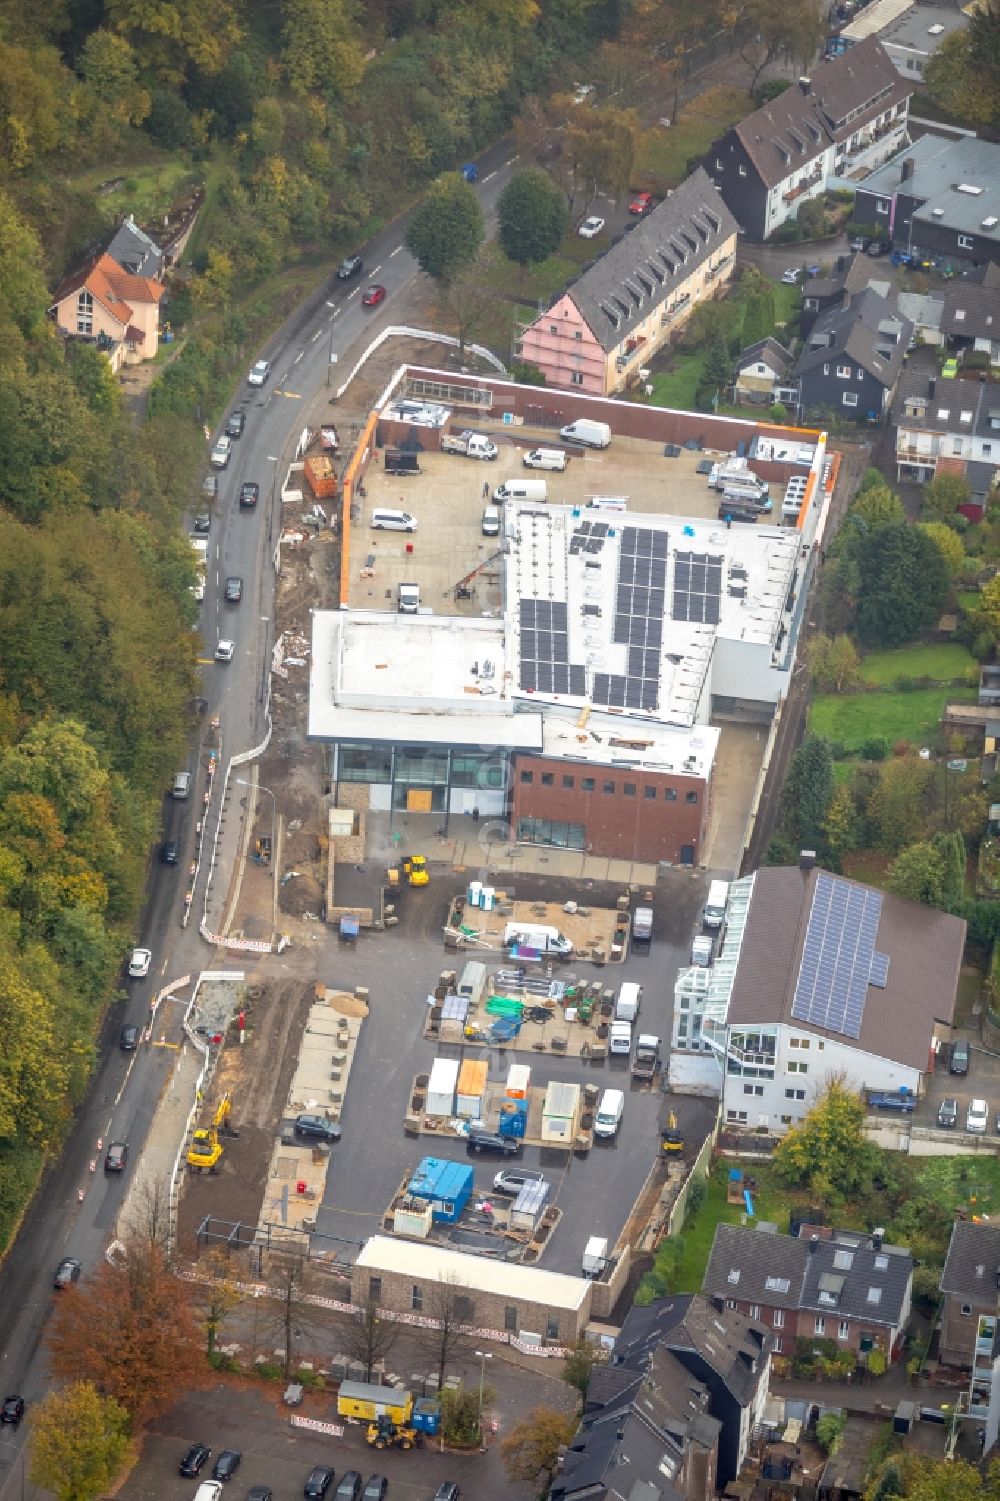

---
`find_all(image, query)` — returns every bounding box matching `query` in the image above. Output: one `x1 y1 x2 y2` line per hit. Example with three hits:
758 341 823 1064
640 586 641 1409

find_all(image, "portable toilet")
456 1058 488 1118
426 1057 460 1116
407 1157 473 1223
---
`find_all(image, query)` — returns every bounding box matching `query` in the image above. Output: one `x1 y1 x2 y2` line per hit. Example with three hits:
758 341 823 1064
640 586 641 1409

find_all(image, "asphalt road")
0 141 528 1501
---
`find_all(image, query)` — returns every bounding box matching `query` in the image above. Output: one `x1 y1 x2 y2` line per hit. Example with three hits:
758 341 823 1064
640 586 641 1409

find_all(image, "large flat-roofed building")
311 503 803 861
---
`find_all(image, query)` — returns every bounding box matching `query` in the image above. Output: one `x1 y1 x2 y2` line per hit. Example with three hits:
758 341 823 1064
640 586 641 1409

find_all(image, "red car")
361 285 387 308
628 191 654 215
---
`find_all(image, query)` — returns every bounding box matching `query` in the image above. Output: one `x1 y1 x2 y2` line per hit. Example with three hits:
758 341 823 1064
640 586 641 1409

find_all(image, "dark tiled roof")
703 1224 912 1329
795 287 911 387
736 337 794 375
893 365 999 443
940 284 1000 340
940 1220 1000 1300
615 1293 770 1409
560 168 738 354
727 866 965 1070
106 215 162 279
732 39 909 189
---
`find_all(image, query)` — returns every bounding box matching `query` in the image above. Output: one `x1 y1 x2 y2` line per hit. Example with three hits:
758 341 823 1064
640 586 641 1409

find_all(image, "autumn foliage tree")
773 1078 883 1210
28 1382 131 1501
47 1241 203 1423
502 1405 579 1488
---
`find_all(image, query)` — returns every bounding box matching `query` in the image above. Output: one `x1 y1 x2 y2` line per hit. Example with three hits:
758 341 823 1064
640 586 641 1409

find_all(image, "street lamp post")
236 777 276 872
475 1348 493 1445
0 1434 26 1501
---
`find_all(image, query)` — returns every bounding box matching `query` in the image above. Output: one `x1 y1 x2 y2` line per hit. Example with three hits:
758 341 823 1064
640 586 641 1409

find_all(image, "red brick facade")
722 1299 901 1361
511 753 710 863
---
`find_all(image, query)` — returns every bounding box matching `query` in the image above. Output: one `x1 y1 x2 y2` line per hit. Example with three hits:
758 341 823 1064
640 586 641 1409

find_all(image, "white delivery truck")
582 1236 609 1278
559 418 611 449
691 935 714 968
503 922 574 957
609 1019 632 1054
398 582 421 613
615 982 642 1022
522 448 568 471
440 431 498 461
494 478 547 503
703 880 729 929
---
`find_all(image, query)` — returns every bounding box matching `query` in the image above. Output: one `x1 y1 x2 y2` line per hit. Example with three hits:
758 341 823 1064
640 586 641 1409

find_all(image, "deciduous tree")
918 520 965 578
806 632 859 692
887 841 947 907
502 1405 578 1488
341 1295 400 1382
731 0 825 93
405 175 484 287
27 1383 131 1501
855 522 949 648
783 734 834 850
415 1275 475 1386
562 1337 604 1404
47 1240 203 1422
920 471 970 522
866 756 932 855
497 170 568 274
773 1079 883 1209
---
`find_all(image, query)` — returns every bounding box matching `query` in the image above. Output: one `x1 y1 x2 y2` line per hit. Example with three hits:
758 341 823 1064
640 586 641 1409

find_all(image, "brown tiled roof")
733 38 910 189
51 251 164 329
727 866 964 1070
940 1220 1000 1299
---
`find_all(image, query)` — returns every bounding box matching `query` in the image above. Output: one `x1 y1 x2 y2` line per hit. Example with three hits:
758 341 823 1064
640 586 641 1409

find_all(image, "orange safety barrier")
338 408 379 607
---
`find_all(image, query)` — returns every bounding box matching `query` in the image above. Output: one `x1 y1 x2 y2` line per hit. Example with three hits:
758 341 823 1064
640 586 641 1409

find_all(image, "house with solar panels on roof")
669 851 966 1129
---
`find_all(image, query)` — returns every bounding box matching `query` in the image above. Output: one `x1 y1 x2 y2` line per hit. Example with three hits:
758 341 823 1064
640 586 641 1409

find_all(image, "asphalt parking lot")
913 1038 1000 1140
311 867 711 1276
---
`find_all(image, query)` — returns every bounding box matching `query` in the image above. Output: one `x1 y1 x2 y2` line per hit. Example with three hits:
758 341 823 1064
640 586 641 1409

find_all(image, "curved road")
0 139 522 1500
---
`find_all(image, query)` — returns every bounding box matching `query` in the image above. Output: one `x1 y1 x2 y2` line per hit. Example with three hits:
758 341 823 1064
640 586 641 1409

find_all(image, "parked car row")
181 1449 459 1501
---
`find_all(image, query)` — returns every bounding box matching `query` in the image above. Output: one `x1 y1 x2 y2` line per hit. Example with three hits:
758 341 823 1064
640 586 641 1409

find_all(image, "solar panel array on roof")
673 551 723 625
518 598 586 697
590 527 667 711
569 519 609 557
790 873 884 1040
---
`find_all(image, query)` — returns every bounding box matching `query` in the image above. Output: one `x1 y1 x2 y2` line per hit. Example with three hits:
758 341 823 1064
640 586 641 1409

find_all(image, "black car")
304 1467 336 1499
239 483 259 509
293 1113 342 1143
1 1396 24 1427
119 1024 139 1051
161 840 179 865
433 1486 461 1501
53 1257 81 1289
336 255 363 280
225 410 246 438
213 1451 242 1482
225 576 243 604
866 240 887 256
105 1141 128 1172
466 1129 520 1157
180 1444 211 1477
361 1480 387 1501
246 1489 272 1501
334 1476 363 1501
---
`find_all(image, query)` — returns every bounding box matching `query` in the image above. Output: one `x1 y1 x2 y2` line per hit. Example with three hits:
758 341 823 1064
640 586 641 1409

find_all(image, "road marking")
505 154 519 166
311 329 322 342
482 170 497 183
348 288 359 299
278 390 302 399
196 657 214 666
332 307 341 318
370 264 382 275
389 246 402 258
293 351 304 364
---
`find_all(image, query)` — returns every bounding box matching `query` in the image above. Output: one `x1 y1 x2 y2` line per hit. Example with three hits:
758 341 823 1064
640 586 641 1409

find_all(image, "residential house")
734 337 796 405
708 38 910 241
702 1223 913 1365
800 251 879 333
49 250 165 369
940 283 1000 365
551 1345 721 1501
668 858 966 1125
896 289 944 347
829 0 968 83
796 286 911 421
610 1295 771 1486
939 1220 1000 1370
853 135 1000 270
518 168 738 396
893 365 1000 511
105 214 164 280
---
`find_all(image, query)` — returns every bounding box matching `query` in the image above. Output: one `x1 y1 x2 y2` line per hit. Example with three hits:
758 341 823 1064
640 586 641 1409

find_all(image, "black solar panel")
672 549 723 624
790 873 884 1041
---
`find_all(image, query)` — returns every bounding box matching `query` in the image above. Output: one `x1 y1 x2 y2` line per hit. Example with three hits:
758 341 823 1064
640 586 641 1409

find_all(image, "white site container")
426 1057 460 1117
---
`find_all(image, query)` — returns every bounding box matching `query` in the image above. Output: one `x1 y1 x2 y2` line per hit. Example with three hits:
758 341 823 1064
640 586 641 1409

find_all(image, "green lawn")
912 1155 1000 1219
958 591 981 612
647 350 710 411
809 685 976 751
670 1165 791 1291
637 87 752 190
857 642 977 687
69 158 197 227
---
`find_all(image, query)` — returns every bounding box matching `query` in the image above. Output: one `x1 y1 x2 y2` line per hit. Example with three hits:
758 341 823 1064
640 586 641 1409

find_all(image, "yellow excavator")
660 1110 684 1156
187 1093 238 1173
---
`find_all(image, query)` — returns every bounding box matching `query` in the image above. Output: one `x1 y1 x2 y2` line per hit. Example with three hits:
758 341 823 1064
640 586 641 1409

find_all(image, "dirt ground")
176 975 318 1255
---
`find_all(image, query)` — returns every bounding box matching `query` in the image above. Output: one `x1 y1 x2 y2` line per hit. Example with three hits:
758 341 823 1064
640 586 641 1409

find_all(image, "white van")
523 448 567 471
371 509 418 532
594 1088 624 1138
691 935 714 968
457 961 488 1008
609 1019 632 1055
615 982 642 1023
559 418 611 449
481 505 501 536
493 479 547 503
171 771 191 800
703 880 730 929
582 1235 608 1278
504 921 573 957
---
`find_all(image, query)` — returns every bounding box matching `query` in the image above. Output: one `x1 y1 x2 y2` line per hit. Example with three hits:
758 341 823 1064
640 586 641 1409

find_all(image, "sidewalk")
772 1367 965 1414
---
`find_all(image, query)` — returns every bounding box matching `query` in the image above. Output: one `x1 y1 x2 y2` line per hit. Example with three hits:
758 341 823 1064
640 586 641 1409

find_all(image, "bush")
685 1176 707 1220
816 1411 847 1453
861 736 890 761
510 360 546 386
769 402 787 422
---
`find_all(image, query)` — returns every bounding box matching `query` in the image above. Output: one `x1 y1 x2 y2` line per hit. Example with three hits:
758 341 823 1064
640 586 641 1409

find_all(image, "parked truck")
189 536 208 602
631 1034 660 1080
503 921 573 957
440 430 498 461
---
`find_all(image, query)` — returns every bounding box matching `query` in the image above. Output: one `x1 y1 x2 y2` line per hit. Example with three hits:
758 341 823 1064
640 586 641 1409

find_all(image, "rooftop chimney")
928 376 936 399
799 850 816 871
901 156 915 182
809 1235 820 1255
712 1295 726 1315
873 1229 883 1251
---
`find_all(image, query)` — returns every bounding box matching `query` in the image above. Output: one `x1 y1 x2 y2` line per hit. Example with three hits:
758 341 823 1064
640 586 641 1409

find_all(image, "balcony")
705 254 735 283
783 173 822 205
